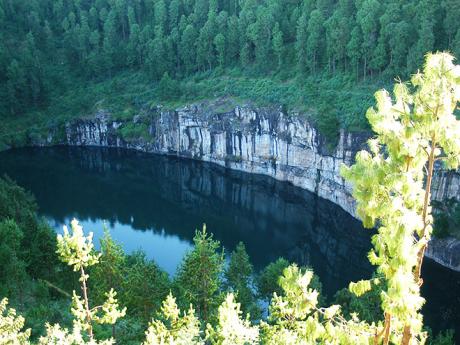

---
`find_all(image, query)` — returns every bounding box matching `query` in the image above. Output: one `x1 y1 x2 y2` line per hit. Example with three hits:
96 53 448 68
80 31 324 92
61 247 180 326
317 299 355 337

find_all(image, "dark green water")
0 146 458 339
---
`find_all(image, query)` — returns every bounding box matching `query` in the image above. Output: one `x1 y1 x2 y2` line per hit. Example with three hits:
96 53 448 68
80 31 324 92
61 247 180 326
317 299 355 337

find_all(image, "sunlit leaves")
55 219 126 343
261 265 376 345
39 323 115 345
96 289 126 325
341 52 460 343
0 298 30 345
206 294 259 345
349 280 372 297
56 219 101 272
143 293 203 345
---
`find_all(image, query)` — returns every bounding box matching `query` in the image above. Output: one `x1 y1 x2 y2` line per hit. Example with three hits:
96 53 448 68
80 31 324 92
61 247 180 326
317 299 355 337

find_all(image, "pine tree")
257 257 289 300
180 24 198 74
175 226 224 323
306 9 325 73
356 0 381 78
272 22 283 70
295 12 309 75
6 59 26 114
260 265 374 344
0 220 27 300
453 29 460 60
407 0 436 74
214 33 225 68
157 72 180 100
169 0 181 31
226 16 240 65
225 242 260 319
154 0 167 33
91 228 125 305
102 10 117 75
347 26 362 79
197 16 217 70
247 7 274 71
122 251 170 322
442 0 460 46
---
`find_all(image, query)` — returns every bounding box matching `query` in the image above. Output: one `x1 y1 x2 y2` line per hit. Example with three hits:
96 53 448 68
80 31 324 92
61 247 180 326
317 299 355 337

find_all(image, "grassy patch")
118 122 151 142
1 68 385 148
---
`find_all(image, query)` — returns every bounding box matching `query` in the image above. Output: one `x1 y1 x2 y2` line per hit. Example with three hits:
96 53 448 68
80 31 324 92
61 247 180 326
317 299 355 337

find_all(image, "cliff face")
60 101 460 271
65 104 369 216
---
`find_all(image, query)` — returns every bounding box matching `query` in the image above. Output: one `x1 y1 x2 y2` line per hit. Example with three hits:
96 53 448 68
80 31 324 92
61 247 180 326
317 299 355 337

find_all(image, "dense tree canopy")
0 0 458 117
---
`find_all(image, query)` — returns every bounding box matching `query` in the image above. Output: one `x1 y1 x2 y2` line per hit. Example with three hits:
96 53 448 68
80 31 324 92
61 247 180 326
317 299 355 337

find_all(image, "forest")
2 0 460 344
1 0 460 146
2 52 460 344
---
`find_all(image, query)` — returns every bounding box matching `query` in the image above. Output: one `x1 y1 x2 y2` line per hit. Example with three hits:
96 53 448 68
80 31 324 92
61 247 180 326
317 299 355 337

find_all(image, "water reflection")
0 146 373 295
48 218 193 275
0 146 458 338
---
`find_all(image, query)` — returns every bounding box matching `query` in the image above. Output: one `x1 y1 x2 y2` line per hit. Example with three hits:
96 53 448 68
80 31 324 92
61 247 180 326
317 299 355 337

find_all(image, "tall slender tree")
342 52 460 345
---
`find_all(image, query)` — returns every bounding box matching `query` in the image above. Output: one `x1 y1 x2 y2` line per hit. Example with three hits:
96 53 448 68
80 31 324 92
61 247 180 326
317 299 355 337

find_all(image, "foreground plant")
42 219 126 344
342 52 460 344
143 293 203 345
206 293 259 345
261 265 375 345
0 298 30 344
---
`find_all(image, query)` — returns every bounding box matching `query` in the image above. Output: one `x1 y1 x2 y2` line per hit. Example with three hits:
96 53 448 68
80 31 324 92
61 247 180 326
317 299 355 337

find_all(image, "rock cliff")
54 100 460 271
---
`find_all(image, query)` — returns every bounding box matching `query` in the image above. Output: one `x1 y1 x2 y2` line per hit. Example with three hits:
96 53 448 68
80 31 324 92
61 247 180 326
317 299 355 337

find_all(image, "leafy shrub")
119 123 150 141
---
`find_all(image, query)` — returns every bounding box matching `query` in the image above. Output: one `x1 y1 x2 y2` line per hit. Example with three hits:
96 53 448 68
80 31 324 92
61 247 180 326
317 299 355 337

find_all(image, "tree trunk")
401 325 412 345
81 267 93 339
415 135 436 282
403 135 437 345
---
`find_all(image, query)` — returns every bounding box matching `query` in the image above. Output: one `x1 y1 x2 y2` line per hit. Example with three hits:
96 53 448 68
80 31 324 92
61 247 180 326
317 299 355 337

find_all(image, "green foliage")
0 298 31 344
206 293 259 345
433 199 460 239
257 257 290 300
118 123 150 142
341 52 460 344
56 219 126 342
57 219 101 273
175 225 224 322
260 265 375 345
157 72 180 101
91 229 126 306
334 276 385 323
0 210 457 344
0 176 36 227
429 329 455 345
122 251 170 322
257 257 325 307
0 177 61 297
0 220 27 298
1 0 456 147
143 293 203 345
224 242 260 319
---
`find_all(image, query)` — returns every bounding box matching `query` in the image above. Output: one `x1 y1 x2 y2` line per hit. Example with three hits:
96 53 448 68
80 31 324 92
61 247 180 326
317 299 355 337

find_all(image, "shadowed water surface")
0 146 458 339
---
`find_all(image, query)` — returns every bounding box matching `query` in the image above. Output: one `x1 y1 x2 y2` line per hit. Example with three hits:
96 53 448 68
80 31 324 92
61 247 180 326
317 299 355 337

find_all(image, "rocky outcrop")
57 100 459 271
64 104 370 217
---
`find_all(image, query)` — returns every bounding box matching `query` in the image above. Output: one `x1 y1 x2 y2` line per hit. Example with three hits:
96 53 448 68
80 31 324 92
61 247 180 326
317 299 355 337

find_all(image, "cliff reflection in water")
0 146 372 296
1 146 459 338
